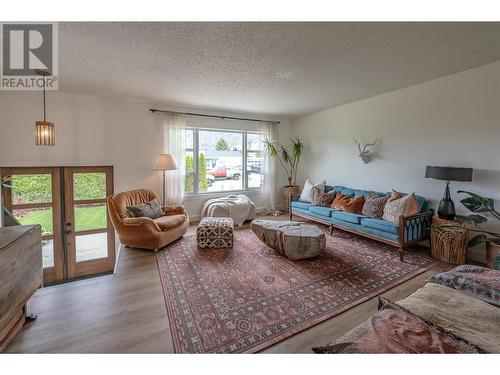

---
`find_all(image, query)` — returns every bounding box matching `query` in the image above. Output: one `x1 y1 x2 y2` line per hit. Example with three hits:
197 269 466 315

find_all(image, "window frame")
185 127 264 195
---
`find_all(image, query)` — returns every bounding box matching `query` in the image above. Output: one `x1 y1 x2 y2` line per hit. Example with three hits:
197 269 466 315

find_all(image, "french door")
1 166 115 284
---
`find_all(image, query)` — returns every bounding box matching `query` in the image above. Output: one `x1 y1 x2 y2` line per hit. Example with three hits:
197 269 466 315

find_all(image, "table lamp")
155 154 177 206
425 166 473 220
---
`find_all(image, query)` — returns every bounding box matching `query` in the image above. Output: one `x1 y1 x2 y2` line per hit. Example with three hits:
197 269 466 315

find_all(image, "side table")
431 216 469 264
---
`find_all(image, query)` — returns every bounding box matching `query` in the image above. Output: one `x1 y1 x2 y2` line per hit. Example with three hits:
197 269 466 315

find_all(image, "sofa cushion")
332 211 367 224
333 186 356 197
330 218 399 243
331 194 365 214
154 214 187 231
309 206 336 218
383 193 420 223
300 179 326 203
362 192 390 218
292 200 311 211
361 218 399 235
312 188 337 207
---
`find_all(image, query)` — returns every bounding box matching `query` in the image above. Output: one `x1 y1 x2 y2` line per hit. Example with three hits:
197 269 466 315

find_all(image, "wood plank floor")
5 215 452 353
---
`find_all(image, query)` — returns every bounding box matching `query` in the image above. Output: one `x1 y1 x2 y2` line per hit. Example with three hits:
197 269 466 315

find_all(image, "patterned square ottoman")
197 217 234 249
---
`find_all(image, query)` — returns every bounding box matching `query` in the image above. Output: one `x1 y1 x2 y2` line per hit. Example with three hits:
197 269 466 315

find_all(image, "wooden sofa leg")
399 248 404 262
289 212 293 221
330 225 334 235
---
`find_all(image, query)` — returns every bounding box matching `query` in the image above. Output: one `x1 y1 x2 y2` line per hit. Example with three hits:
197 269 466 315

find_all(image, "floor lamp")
155 154 177 206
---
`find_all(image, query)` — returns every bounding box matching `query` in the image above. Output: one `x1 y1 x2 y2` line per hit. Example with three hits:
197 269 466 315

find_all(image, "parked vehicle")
226 166 242 180
206 174 215 187
208 166 227 178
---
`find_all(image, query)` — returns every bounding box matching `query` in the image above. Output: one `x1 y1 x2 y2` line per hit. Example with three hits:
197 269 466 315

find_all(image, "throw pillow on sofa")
331 193 365 214
300 179 326 203
312 187 336 207
382 193 420 223
126 199 163 219
362 192 390 218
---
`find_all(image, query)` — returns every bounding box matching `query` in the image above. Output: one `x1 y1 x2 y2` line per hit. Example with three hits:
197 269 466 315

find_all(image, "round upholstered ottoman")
197 217 234 249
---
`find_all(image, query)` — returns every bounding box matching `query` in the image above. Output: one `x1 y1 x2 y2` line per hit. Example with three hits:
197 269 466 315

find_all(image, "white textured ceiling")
59 22 500 117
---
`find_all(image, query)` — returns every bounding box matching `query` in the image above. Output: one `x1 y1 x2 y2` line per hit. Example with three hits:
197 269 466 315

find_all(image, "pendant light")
35 70 55 146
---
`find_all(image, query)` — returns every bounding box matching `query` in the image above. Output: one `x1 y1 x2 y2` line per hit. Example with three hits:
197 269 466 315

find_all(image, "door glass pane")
74 203 107 232
13 207 53 235
73 172 106 200
199 130 243 192
42 239 54 268
10 174 52 204
76 233 108 262
247 151 264 188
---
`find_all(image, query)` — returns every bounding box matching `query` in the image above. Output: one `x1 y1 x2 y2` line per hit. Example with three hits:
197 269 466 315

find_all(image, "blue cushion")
309 206 336 218
361 218 399 235
332 211 366 224
325 185 335 192
293 207 331 222
354 189 370 197
331 218 399 243
333 186 355 197
291 201 311 210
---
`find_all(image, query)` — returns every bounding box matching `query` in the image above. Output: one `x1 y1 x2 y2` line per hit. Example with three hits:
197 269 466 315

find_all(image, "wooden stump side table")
431 216 469 264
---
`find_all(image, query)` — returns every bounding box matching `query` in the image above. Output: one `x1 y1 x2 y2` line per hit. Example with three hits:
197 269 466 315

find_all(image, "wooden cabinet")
0 225 42 351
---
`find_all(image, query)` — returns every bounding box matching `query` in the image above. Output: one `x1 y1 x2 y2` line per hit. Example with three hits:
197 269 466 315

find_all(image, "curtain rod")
149 108 280 124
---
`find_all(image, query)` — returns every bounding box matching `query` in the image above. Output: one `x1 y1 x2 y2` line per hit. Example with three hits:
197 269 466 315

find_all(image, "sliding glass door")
1 166 115 284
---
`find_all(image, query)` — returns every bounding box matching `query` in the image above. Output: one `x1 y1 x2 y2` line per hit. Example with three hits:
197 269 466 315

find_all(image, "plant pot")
486 239 500 270
282 185 300 197
282 185 300 214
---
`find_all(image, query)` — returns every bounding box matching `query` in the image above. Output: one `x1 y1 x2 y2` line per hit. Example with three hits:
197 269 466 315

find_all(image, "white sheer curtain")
157 112 186 205
260 121 279 213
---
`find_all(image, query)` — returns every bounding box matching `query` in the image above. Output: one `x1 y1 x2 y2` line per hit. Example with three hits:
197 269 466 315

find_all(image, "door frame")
1 167 64 283
64 166 115 279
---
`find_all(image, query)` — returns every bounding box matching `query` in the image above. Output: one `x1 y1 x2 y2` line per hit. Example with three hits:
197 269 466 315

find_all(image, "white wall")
292 61 500 262
0 91 292 220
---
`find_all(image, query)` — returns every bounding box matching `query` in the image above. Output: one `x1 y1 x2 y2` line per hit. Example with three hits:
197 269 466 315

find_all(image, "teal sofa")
290 185 434 261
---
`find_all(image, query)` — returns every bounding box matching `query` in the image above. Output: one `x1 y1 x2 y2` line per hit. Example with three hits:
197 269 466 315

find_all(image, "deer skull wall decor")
353 138 378 164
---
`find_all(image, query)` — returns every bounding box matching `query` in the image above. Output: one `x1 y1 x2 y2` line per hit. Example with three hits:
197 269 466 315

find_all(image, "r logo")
2 24 53 75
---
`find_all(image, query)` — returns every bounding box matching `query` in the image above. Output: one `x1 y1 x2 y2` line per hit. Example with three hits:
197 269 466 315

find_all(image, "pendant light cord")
42 74 46 122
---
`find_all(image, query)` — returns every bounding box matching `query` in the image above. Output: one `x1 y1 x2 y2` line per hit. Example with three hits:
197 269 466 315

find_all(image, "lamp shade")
35 121 55 146
155 154 177 171
425 166 473 182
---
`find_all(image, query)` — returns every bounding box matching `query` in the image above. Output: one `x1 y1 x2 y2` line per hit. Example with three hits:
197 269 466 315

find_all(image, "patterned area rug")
156 226 437 353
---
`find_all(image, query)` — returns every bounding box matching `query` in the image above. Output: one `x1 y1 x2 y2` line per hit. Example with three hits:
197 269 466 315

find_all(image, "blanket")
201 194 256 226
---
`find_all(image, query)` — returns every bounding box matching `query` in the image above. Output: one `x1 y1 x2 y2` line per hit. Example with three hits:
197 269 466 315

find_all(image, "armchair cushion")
154 214 187 231
126 199 163 219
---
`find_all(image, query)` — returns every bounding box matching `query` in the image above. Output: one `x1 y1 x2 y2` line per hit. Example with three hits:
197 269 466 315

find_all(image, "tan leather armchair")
107 189 189 251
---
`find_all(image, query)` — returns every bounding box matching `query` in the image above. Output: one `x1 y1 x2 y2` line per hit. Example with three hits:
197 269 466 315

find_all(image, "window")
184 128 264 193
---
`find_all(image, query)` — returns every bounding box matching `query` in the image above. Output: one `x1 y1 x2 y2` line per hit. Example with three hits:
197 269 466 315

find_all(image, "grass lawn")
16 205 107 234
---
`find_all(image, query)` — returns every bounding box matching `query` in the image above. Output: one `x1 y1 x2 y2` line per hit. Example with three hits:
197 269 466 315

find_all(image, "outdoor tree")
185 155 194 192
199 153 208 191
215 138 230 151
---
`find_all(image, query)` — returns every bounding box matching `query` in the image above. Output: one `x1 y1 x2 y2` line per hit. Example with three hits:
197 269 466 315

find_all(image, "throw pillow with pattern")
362 192 390 218
382 193 420 223
312 187 336 207
126 199 163 219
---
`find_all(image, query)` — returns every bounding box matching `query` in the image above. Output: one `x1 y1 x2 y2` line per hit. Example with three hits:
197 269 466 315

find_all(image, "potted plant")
264 137 304 190
264 138 304 212
449 191 500 269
